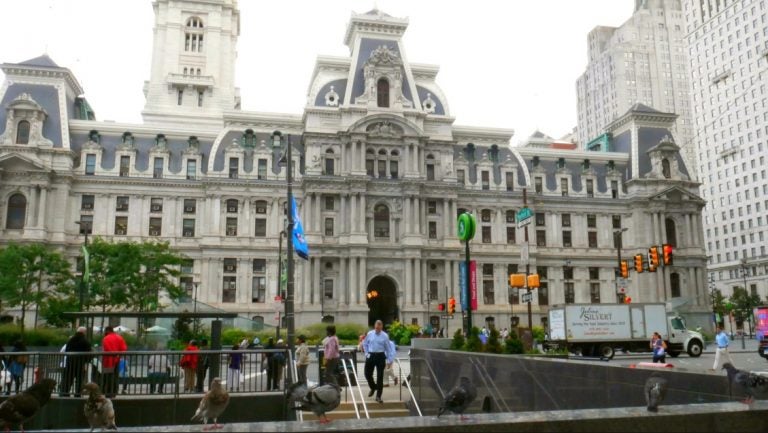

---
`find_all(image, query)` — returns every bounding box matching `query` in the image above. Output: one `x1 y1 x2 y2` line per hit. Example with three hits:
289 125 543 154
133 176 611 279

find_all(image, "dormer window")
15 121 30 144
377 78 390 108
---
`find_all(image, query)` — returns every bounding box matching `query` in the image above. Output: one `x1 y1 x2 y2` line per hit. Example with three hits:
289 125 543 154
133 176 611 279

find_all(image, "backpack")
273 352 286 365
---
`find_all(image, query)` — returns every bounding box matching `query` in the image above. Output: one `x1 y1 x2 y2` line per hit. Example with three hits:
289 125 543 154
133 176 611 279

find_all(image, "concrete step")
300 400 411 420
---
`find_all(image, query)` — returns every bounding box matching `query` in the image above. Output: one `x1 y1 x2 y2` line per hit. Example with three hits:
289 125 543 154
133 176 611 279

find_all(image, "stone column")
212 197 221 235
420 260 427 305
404 197 411 234
350 194 358 233
444 259 452 298
340 257 348 305
303 258 311 305
314 257 322 305
340 194 347 234
37 187 47 228
413 258 421 305
28 186 38 227
359 257 367 298
350 257 359 304
443 200 450 238
314 193 322 233
404 257 412 306
360 194 366 234
414 199 421 235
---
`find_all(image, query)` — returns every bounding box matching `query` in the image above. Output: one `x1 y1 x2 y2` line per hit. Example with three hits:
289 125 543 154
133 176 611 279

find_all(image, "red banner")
469 260 478 311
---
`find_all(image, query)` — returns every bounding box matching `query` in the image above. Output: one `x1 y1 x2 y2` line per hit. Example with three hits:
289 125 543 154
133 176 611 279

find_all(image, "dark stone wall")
20 392 287 430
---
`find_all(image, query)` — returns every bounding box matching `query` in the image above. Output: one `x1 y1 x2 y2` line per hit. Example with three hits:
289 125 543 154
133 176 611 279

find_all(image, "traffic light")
662 244 673 266
437 303 446 312
634 254 644 273
624 296 632 304
648 246 659 270
509 274 526 288
448 297 456 315
527 274 540 288
620 260 629 278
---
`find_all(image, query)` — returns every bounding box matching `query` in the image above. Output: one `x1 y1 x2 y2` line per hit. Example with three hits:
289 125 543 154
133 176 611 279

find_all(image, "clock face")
457 212 476 241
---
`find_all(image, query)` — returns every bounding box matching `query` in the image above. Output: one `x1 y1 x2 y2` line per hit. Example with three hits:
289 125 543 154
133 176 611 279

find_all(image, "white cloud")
0 0 630 144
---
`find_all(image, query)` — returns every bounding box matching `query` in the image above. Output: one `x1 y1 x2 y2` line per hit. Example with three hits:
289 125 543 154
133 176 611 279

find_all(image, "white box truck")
546 303 704 359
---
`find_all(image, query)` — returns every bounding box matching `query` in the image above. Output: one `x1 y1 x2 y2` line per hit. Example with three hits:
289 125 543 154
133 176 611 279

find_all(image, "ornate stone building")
0 1 712 331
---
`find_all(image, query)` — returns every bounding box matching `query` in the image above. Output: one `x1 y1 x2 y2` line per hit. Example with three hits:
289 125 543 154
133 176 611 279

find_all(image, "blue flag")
291 196 309 260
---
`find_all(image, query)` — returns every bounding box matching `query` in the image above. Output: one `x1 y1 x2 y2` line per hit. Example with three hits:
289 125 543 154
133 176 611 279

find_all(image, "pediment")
0 152 50 172
647 186 705 204
347 114 424 138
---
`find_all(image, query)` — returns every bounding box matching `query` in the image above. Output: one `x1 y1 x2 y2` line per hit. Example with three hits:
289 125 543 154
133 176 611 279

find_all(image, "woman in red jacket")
101 326 127 398
179 340 199 392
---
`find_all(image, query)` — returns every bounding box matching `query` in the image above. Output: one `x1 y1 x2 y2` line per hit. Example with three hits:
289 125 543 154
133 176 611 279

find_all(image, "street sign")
517 207 532 229
440 315 454 319
274 295 282 302
522 292 533 303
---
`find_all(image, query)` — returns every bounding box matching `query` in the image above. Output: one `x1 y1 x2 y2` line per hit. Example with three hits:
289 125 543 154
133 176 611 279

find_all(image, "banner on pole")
291 196 309 260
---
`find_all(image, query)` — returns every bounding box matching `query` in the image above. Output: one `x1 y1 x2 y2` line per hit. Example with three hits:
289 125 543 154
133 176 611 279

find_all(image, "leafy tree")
462 326 483 352
711 288 728 325
729 286 762 333
503 332 524 354
0 244 73 334
485 326 503 354
450 328 465 350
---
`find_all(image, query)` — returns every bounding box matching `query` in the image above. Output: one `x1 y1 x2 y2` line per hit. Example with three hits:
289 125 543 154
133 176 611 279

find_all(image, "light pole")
274 131 295 370
276 229 286 340
192 279 199 335
740 259 752 339
613 228 628 303
709 275 717 330
74 220 91 328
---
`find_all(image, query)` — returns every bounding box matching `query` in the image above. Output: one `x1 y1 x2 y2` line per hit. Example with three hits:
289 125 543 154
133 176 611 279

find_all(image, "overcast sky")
0 0 631 145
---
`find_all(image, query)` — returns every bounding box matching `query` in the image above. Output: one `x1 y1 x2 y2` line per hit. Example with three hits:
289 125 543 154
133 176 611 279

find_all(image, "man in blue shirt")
712 325 734 371
363 320 395 403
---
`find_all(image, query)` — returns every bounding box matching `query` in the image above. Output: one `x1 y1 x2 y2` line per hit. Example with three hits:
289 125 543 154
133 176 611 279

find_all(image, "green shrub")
450 328 465 350
531 325 545 343
0 324 69 347
462 326 483 352
503 333 524 354
485 326 503 354
387 321 421 346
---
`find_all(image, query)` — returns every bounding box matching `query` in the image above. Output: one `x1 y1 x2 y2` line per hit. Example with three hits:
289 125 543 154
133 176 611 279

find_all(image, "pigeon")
191 377 230 430
0 378 56 433
644 373 668 412
287 381 341 424
82 382 117 431
437 376 477 421
722 362 768 405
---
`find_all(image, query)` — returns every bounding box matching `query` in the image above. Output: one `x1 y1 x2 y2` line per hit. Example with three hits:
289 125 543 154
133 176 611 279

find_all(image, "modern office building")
683 0 768 305
577 0 696 177
0 0 711 331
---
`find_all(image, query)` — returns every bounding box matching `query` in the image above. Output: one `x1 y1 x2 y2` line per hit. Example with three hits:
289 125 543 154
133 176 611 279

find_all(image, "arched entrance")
366 275 398 327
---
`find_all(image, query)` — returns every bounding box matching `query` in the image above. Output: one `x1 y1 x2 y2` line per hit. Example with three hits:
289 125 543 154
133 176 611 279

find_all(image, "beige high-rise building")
683 0 768 304
577 0 696 177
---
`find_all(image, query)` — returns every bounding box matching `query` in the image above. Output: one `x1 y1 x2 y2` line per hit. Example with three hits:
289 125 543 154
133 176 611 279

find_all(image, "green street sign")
457 212 476 242
516 207 532 221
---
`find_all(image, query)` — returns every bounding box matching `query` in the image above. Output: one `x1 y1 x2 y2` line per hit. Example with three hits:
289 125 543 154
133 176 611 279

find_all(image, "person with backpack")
8 341 27 394
195 339 210 392
271 339 286 390
60 327 92 397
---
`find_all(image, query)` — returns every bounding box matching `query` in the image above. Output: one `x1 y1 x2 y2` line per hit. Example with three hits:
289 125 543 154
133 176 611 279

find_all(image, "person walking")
651 332 667 363
382 336 398 387
273 339 287 390
295 335 310 386
101 327 127 398
60 326 92 397
711 325 734 371
195 339 210 392
179 339 199 392
362 320 395 403
226 344 243 391
322 326 340 386
264 337 275 390
147 347 170 394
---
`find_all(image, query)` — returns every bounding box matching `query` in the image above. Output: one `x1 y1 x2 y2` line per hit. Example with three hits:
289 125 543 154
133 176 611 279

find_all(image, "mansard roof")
18 54 61 68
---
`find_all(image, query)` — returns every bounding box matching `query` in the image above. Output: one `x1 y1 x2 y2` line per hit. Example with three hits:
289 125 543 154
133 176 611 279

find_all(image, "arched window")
15 121 30 144
670 272 681 298
377 78 390 108
426 154 435 180
665 218 677 247
661 158 671 178
6 194 26 229
324 148 335 175
373 204 390 238
185 17 204 53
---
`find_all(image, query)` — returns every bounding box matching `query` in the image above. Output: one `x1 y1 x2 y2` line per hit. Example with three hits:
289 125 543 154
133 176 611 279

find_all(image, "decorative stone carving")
0 93 53 147
422 92 436 114
324 85 340 106
367 45 402 66
366 121 403 137
355 45 412 109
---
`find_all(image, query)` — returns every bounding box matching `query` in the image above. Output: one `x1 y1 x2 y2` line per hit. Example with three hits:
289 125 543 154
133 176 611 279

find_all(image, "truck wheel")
687 341 703 357
598 344 615 359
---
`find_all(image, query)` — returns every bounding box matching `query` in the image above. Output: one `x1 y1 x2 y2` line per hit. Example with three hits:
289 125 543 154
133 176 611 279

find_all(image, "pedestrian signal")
437 303 445 312
527 274 540 288
509 274 526 288
624 296 632 304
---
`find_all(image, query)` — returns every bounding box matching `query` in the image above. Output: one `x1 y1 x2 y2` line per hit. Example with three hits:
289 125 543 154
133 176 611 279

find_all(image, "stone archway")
366 275 398 327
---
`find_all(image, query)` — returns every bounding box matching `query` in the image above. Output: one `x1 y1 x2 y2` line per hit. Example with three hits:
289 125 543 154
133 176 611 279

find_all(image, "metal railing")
0 349 290 397
393 356 421 416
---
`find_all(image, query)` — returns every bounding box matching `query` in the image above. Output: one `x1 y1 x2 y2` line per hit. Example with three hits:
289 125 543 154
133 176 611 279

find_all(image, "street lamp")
740 259 752 338
274 131 295 368
192 279 199 334
74 220 92 328
709 274 717 330
613 228 628 303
